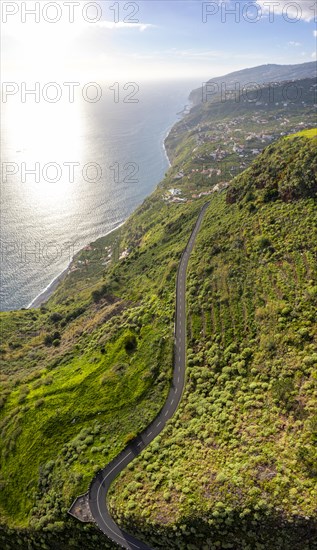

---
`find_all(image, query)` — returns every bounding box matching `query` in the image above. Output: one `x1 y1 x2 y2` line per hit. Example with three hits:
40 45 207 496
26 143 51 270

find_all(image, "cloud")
288 41 301 47
256 1 317 22
314 30 317 37
96 21 155 32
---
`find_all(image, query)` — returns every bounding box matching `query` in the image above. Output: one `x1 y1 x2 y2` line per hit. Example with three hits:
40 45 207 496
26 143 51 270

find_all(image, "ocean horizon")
1 79 200 311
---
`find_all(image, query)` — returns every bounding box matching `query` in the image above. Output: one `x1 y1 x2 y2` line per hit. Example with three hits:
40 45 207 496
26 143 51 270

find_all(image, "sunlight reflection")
3 97 85 210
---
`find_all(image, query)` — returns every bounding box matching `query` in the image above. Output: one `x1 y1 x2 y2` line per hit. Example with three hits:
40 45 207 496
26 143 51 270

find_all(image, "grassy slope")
0 184 204 534
226 133 317 204
286 128 317 139
108 132 317 549
0 90 316 550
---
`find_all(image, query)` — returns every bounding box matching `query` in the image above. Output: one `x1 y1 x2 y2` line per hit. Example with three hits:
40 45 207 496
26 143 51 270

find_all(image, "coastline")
26 101 190 310
27 220 126 309
163 120 175 167
162 129 172 167
163 100 193 167
27 265 71 309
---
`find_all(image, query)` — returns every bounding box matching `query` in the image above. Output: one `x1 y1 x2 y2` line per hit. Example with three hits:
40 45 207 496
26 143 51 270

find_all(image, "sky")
1 0 316 82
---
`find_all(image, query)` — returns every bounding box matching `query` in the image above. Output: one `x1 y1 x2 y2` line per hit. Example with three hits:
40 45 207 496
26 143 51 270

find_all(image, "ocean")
1 79 199 311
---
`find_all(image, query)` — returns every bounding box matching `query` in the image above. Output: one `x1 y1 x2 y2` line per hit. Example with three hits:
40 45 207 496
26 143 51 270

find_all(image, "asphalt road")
89 202 210 550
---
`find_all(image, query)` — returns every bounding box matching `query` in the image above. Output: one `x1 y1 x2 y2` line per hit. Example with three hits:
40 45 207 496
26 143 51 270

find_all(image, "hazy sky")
1 0 316 81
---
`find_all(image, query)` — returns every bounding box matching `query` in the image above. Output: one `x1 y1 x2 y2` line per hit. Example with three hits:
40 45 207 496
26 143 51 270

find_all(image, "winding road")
88 203 210 549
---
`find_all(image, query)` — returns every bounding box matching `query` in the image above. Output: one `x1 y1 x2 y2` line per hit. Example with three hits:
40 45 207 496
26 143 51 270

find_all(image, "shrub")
49 312 63 324
92 284 109 303
65 307 86 322
44 332 60 346
256 236 272 251
124 334 137 353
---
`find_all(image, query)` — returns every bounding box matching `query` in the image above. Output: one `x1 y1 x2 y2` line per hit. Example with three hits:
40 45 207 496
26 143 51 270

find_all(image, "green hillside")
226 129 317 204
0 100 316 549
188 62 317 105
108 132 317 549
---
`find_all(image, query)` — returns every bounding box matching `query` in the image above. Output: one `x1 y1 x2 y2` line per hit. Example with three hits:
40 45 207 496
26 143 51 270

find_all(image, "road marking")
89 204 209 550
96 452 140 548
171 399 174 405
157 421 161 427
178 376 180 383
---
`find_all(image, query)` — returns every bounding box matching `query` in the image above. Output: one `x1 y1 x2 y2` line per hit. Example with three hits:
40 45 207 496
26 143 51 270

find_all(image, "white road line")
96 452 139 547
89 205 209 550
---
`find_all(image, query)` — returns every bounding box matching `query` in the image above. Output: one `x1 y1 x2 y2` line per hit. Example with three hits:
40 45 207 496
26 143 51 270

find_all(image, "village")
69 243 131 274
164 95 317 204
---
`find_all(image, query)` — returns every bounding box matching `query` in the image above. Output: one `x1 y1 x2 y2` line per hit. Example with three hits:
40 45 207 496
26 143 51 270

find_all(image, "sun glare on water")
3 96 86 211
1 9 91 210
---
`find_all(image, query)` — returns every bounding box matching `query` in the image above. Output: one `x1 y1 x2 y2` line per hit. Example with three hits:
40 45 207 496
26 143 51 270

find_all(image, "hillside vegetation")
0 85 316 550
108 131 317 549
0 188 206 547
189 62 317 105
226 132 317 204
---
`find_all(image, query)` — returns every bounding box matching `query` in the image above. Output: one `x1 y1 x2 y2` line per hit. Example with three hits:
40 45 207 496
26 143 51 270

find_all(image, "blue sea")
1 80 199 311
